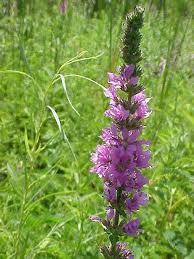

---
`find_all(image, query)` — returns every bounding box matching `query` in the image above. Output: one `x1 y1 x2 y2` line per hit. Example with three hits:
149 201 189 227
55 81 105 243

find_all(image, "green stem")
15 166 28 258
113 189 122 228
110 188 122 257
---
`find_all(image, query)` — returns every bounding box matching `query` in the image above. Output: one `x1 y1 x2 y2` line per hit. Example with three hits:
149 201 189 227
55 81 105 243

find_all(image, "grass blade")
52 74 106 91
58 74 80 116
0 70 34 81
47 106 76 160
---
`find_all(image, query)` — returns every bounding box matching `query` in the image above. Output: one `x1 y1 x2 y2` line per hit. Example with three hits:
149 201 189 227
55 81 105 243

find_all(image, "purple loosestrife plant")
90 6 151 258
59 0 67 15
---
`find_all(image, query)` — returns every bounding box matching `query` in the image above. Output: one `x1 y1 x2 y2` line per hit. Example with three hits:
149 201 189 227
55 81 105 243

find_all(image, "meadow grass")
0 1 193 258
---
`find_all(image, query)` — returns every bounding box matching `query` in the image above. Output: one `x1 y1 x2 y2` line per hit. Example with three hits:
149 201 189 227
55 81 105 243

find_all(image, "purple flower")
121 128 151 149
92 143 136 188
124 171 148 191
104 85 118 104
116 242 134 259
105 104 129 121
121 128 140 143
108 72 121 86
133 90 146 103
89 215 102 223
108 146 136 186
90 215 109 229
125 192 148 213
132 91 150 119
108 65 138 91
90 145 111 178
110 146 135 173
104 183 116 202
91 144 111 165
59 0 67 14
106 207 115 220
135 145 151 169
134 171 149 189
101 124 119 145
123 219 140 236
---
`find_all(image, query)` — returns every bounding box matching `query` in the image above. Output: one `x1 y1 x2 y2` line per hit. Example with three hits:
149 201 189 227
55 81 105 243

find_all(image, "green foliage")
0 0 193 258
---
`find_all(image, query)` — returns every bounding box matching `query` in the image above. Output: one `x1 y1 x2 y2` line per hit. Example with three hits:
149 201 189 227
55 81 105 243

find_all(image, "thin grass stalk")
14 160 29 258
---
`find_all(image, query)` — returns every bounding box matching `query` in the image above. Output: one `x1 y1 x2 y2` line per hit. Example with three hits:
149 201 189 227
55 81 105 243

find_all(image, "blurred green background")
0 0 193 258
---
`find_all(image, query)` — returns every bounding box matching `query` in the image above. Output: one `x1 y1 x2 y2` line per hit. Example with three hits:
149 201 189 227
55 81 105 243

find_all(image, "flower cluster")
90 64 151 257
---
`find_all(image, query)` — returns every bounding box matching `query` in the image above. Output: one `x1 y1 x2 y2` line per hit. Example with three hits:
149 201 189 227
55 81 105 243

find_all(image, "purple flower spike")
90 61 151 256
90 7 151 258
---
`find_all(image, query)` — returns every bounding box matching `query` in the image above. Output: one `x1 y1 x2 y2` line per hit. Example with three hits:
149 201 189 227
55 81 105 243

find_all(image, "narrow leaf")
58 74 80 116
